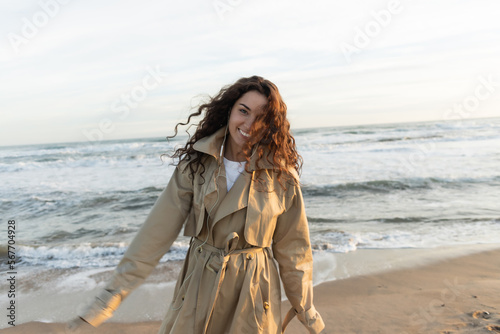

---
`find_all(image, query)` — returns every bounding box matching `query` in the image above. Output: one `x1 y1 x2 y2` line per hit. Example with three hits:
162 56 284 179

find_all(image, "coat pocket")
171 272 192 310
251 282 268 331
170 248 196 310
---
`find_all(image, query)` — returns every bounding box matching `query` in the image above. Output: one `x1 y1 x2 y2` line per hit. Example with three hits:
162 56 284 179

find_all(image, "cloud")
1 0 499 146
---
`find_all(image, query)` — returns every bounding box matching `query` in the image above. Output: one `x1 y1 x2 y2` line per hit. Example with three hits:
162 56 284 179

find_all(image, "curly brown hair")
166 75 302 189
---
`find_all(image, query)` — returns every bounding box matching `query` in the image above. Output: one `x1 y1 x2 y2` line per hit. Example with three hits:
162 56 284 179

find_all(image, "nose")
245 115 257 129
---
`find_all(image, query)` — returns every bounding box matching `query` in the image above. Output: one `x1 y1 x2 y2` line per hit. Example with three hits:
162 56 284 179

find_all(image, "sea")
1 116 499 326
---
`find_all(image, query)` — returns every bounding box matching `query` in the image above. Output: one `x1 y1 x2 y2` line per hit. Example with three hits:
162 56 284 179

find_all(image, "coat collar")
192 127 275 171
193 127 226 161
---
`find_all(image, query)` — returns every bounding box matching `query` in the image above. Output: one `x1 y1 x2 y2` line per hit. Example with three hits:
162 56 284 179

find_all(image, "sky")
1 0 499 146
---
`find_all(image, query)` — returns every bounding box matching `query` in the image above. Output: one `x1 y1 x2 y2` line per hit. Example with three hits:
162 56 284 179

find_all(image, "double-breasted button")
264 302 270 310
197 247 202 253
246 253 253 260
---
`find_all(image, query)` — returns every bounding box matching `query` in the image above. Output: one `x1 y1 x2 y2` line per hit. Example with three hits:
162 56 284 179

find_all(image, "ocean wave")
308 216 500 226
311 231 359 253
373 217 500 224
375 134 444 143
301 176 499 196
0 244 15 262
3 218 499 270
307 217 345 223
0 138 176 173
40 227 134 243
294 118 500 152
10 241 190 269
308 218 500 252
3 187 164 218
333 134 446 146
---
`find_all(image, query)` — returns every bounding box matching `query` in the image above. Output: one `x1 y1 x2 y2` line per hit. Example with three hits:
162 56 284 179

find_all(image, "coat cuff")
296 305 325 334
79 289 123 327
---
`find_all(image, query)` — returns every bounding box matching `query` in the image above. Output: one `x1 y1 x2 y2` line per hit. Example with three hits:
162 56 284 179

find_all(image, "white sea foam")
55 267 112 292
16 240 191 269
12 218 499 272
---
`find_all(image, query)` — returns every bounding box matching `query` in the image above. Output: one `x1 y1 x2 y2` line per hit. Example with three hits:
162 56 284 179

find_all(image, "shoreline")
2 245 500 333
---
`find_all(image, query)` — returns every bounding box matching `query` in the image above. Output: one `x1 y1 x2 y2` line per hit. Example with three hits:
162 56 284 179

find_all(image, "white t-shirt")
223 157 245 191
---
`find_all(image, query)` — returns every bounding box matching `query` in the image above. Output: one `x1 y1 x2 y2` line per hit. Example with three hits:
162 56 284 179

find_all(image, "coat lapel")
193 127 227 215
203 170 220 217
203 163 228 217
211 171 250 224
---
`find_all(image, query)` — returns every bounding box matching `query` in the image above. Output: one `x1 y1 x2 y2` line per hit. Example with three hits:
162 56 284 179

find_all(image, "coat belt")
190 234 265 333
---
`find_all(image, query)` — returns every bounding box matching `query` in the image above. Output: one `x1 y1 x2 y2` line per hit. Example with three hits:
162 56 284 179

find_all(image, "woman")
68 76 325 333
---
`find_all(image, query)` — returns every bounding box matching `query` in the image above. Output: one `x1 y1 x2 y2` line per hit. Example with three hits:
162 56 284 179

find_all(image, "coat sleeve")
272 183 325 334
78 164 193 327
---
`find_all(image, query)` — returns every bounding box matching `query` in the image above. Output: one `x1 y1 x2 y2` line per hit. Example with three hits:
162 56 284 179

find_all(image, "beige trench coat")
79 127 325 334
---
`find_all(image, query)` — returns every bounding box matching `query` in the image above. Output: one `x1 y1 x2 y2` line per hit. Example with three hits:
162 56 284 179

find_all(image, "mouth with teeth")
238 128 250 138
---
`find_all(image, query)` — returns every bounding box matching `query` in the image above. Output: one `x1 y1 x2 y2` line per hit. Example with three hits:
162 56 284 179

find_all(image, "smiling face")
225 90 267 162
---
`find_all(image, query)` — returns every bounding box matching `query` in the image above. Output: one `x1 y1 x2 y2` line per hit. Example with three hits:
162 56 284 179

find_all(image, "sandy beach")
3 246 499 334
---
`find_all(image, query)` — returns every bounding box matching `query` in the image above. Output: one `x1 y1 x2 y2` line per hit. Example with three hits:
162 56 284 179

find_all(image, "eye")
239 109 248 115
